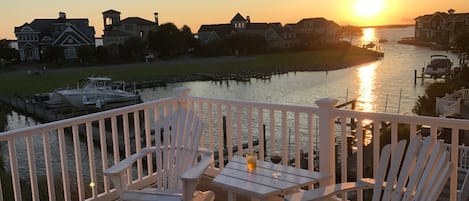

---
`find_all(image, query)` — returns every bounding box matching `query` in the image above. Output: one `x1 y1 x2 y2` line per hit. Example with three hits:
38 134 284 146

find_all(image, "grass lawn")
0 46 383 96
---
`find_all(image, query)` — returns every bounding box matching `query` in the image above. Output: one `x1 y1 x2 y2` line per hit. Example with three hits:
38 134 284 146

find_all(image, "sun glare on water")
354 0 384 17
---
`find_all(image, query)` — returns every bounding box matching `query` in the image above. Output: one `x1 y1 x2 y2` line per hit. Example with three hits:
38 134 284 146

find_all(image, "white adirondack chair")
104 109 214 201
286 135 452 201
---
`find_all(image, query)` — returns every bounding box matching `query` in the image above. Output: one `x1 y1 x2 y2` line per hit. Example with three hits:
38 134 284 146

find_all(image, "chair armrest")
181 148 213 181
180 148 213 201
284 182 372 201
104 147 158 176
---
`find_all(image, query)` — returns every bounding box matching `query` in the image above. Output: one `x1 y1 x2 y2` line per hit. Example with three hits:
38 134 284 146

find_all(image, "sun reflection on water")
361 28 376 44
356 62 377 146
357 63 376 112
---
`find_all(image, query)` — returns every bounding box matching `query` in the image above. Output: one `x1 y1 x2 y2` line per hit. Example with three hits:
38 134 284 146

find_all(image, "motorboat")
54 77 141 109
424 55 453 78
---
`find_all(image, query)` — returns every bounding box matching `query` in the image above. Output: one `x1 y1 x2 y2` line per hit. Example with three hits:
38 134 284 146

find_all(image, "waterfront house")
101 9 158 47
415 9 469 47
14 12 95 62
197 13 290 49
286 17 341 44
197 13 340 50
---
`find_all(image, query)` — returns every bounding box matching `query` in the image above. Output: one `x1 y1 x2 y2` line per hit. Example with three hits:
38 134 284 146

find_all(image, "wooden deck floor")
196 175 284 201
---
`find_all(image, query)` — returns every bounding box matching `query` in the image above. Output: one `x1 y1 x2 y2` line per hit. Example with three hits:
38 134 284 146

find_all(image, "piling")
222 116 227 149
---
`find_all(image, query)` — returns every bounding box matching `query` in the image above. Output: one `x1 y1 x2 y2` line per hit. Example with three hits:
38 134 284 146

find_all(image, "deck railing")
0 87 469 201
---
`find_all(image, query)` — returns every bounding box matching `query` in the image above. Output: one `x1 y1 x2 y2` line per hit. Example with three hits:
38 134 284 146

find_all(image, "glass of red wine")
271 151 282 178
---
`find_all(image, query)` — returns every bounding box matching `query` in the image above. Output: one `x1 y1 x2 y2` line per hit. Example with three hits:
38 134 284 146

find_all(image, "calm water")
140 27 458 115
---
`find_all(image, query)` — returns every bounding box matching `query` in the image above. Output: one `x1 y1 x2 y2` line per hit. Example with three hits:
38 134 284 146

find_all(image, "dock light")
90 182 95 188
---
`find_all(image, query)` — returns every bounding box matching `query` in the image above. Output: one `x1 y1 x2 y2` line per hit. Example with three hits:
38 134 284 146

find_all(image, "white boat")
55 77 141 109
424 55 453 78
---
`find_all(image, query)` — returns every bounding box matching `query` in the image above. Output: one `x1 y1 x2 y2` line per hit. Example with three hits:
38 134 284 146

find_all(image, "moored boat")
424 55 453 78
53 77 141 109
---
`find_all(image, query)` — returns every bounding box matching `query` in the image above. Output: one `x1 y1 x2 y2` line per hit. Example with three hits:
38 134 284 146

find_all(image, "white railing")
436 94 461 116
461 88 469 105
1 87 469 201
445 144 469 171
436 88 469 117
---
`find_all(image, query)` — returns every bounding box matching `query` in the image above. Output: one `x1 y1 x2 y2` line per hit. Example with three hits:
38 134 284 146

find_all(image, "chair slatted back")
154 109 203 193
370 136 452 201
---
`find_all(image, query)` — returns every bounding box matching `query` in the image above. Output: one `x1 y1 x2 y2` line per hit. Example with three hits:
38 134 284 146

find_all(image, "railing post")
315 98 338 186
175 87 191 110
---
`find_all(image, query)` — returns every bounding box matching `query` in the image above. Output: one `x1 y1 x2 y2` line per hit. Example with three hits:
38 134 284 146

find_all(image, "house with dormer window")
14 12 95 62
198 13 297 49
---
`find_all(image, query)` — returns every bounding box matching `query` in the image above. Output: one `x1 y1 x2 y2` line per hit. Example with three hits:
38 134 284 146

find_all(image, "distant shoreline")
360 24 414 29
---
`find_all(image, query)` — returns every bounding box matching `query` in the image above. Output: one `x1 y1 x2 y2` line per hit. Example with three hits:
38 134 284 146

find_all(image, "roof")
415 14 433 21
120 17 155 26
14 17 95 42
231 13 246 22
446 13 469 22
198 24 233 37
297 17 339 28
103 9 121 14
416 12 469 23
246 23 270 30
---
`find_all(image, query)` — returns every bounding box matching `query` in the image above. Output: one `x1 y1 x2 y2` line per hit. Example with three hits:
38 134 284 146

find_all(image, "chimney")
246 16 251 24
154 12 159 26
448 9 455 15
59 12 66 19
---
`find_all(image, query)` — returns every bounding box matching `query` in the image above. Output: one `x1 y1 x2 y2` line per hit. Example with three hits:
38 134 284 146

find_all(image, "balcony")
0 87 468 201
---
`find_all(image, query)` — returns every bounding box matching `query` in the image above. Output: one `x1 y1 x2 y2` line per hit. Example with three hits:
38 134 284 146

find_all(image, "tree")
0 39 19 62
95 46 108 63
226 33 267 55
77 45 95 64
340 26 362 44
124 37 145 61
43 46 65 64
181 25 197 52
454 28 469 53
148 23 186 58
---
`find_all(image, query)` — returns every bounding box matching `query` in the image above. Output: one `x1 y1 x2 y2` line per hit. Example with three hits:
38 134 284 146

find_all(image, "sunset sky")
1 0 468 39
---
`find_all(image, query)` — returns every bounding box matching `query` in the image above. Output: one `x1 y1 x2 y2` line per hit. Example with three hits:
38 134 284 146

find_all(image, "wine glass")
271 151 282 178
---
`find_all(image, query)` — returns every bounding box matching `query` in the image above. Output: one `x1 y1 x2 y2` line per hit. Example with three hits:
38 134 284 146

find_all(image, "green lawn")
0 46 383 96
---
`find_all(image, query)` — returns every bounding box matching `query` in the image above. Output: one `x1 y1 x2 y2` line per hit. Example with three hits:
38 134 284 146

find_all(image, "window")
25 48 33 57
64 47 77 59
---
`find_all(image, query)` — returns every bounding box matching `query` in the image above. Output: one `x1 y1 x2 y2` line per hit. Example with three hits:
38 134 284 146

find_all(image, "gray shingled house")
14 12 95 62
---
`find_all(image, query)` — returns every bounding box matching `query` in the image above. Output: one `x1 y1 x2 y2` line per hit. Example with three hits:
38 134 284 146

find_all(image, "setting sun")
354 0 384 17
